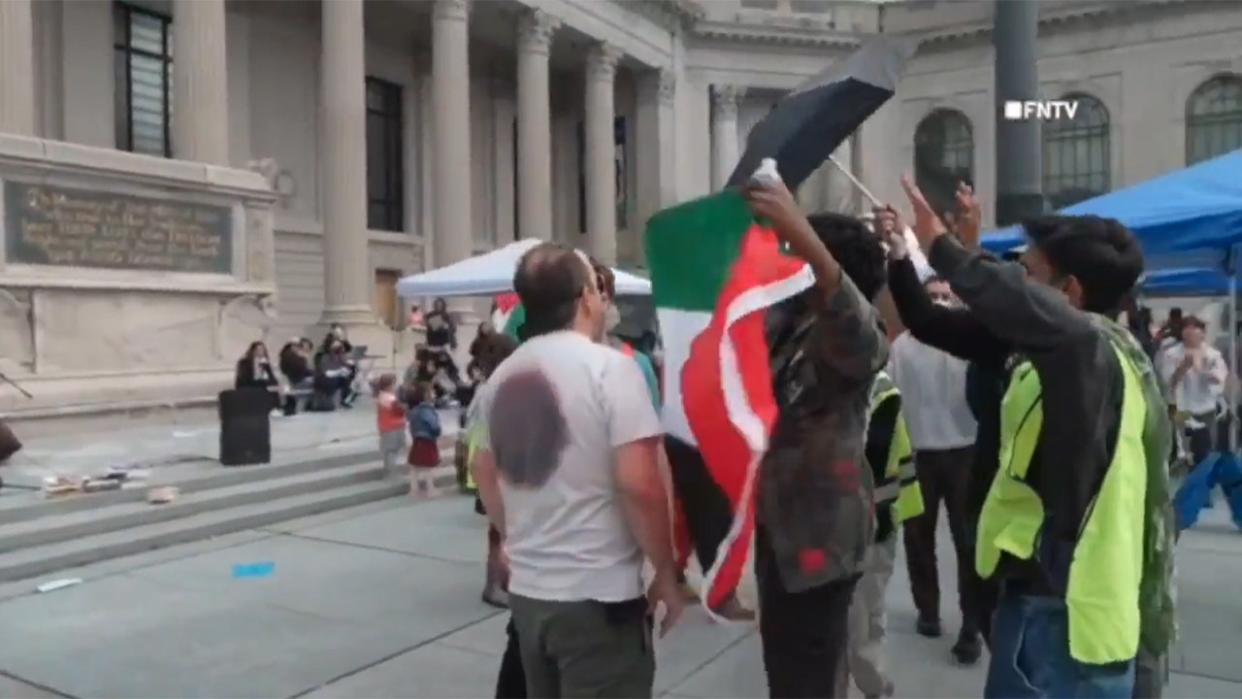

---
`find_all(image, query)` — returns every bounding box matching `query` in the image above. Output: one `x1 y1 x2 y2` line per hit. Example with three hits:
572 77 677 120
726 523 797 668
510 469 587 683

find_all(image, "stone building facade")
0 0 1240 418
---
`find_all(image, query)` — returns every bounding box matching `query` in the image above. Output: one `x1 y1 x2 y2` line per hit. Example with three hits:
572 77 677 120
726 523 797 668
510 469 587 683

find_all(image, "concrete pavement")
0 495 1239 698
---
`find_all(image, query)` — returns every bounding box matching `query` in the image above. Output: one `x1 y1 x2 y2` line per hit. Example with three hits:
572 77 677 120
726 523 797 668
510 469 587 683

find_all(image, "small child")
372 374 406 476
406 382 442 496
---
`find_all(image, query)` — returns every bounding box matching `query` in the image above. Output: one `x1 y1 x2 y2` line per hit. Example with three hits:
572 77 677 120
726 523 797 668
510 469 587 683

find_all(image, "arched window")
1042 94 1110 209
914 110 974 218
1187 75 1242 165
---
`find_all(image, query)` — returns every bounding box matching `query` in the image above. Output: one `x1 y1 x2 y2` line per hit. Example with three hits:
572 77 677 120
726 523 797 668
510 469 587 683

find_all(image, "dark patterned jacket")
758 273 889 592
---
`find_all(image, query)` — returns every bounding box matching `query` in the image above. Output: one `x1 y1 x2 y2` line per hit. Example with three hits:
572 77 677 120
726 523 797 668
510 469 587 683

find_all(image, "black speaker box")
219 389 272 466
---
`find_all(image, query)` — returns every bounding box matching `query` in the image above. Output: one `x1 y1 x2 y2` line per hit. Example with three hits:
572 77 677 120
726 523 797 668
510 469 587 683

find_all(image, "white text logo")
1003 100 1080 121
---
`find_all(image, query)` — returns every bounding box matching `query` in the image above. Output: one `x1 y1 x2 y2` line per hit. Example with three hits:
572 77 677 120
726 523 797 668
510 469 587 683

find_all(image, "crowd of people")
457 168 1180 699
233 324 363 414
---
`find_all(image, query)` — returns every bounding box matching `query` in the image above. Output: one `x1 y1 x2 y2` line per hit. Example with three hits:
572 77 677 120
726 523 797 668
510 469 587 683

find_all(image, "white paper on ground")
36 578 83 593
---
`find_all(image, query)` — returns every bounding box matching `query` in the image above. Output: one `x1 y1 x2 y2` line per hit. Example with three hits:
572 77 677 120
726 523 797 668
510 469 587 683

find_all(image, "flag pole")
828 155 882 209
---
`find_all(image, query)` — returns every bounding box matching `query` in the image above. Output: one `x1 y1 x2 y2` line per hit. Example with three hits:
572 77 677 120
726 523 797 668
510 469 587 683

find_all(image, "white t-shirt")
887 332 977 451
1161 343 1227 415
476 330 662 603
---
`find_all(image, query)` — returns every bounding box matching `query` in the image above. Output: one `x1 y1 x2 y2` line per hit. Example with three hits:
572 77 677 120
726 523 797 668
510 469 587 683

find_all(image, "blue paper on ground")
232 562 275 579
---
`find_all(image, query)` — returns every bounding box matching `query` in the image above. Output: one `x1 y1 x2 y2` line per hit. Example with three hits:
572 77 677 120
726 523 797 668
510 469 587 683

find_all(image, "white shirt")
1161 343 1227 415
476 331 662 603
887 332 977 451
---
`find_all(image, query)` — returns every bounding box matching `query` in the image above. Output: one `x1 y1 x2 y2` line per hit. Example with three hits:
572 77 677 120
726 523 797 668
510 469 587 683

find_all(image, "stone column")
0 0 35 136
711 85 744 190
432 0 474 304
318 0 374 326
516 9 559 241
634 68 676 266
584 42 621 266
173 0 229 164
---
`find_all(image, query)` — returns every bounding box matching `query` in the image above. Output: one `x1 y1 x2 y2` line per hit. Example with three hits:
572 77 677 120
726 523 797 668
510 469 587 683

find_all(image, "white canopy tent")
396 239 653 298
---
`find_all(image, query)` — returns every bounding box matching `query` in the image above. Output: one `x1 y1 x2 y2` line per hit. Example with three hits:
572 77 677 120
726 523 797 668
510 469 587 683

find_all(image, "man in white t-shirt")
886 276 981 663
1162 315 1228 467
471 243 683 699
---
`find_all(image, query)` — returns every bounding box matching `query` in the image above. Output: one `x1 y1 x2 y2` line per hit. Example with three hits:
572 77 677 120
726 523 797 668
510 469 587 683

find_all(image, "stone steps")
0 450 381 525
0 447 461 583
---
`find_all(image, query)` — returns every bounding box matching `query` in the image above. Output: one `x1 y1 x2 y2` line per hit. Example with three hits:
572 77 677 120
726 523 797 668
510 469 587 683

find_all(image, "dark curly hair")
1022 214 1143 316
806 212 887 300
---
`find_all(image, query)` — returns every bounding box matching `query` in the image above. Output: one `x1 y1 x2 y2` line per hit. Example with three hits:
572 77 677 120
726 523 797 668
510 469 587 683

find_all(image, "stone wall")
0 134 277 418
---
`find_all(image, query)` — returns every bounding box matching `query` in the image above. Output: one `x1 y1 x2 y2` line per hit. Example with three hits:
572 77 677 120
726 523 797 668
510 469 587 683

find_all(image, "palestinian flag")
646 190 814 617
492 293 525 340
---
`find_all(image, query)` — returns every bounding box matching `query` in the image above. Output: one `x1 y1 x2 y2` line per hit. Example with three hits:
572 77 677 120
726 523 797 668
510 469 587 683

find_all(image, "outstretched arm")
901 176 1092 353
744 180 886 381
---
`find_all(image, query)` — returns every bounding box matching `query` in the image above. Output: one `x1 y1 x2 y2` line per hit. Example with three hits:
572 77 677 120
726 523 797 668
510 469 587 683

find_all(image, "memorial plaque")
4 181 233 274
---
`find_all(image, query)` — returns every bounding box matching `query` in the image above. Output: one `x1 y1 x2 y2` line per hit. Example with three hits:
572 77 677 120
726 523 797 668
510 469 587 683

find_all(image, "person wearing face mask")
901 177 1175 699
885 273 981 662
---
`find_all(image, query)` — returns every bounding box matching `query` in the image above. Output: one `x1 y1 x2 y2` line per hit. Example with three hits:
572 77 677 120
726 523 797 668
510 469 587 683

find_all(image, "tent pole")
1231 245 1239 455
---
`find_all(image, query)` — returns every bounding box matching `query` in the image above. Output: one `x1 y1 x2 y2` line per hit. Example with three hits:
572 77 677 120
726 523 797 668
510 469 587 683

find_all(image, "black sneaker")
916 615 943 638
951 630 983 665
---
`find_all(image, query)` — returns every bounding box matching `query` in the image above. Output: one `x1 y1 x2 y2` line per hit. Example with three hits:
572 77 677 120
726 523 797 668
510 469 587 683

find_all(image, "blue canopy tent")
1142 267 1232 297
982 150 1242 531
982 149 1242 267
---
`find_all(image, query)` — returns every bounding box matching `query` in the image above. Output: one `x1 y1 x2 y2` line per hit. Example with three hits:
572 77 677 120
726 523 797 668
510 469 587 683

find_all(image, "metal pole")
993 0 1045 226
1230 247 1238 454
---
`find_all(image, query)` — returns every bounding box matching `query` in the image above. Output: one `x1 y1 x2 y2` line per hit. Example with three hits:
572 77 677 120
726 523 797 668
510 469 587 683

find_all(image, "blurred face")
575 252 606 341
925 280 954 307
434 298 447 313
254 344 268 360
300 339 313 352
1020 246 1085 310
480 321 494 335
331 325 345 339
1182 323 1205 348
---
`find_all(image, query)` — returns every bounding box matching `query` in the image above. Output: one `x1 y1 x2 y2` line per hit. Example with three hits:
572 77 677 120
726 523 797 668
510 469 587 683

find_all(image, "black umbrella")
727 37 916 192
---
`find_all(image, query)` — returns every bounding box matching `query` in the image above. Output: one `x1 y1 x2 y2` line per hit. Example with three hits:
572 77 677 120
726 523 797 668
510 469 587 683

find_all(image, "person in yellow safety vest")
837 370 924 699
901 178 1175 699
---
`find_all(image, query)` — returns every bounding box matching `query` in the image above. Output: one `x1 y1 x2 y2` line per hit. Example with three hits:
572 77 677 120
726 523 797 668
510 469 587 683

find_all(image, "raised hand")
955 181 982 249
900 175 948 253
873 205 908 260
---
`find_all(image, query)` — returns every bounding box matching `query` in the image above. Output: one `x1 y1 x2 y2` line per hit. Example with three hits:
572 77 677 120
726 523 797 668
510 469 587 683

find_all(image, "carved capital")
433 0 469 23
712 84 745 119
658 69 676 106
586 42 622 83
518 9 561 55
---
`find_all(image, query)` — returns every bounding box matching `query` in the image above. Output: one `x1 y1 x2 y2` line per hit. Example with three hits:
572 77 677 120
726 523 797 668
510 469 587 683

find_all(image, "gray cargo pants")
509 593 655 699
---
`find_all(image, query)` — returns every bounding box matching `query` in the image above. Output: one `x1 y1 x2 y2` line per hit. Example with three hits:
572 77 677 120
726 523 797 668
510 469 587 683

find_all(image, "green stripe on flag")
645 191 755 313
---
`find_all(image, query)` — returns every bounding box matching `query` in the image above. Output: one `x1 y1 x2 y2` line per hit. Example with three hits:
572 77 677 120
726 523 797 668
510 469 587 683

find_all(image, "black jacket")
279 345 313 384
928 236 1125 595
235 358 279 390
887 256 1009 520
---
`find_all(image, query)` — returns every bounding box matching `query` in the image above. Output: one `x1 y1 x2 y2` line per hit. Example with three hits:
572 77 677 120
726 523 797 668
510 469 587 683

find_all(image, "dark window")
1187 75 1242 165
913 109 974 218
513 117 520 240
577 120 586 234
615 116 628 230
114 3 173 157
1042 94 1110 209
366 77 404 232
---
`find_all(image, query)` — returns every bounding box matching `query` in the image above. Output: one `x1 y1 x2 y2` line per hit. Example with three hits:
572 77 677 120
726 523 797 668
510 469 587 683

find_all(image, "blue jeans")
985 592 1135 699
